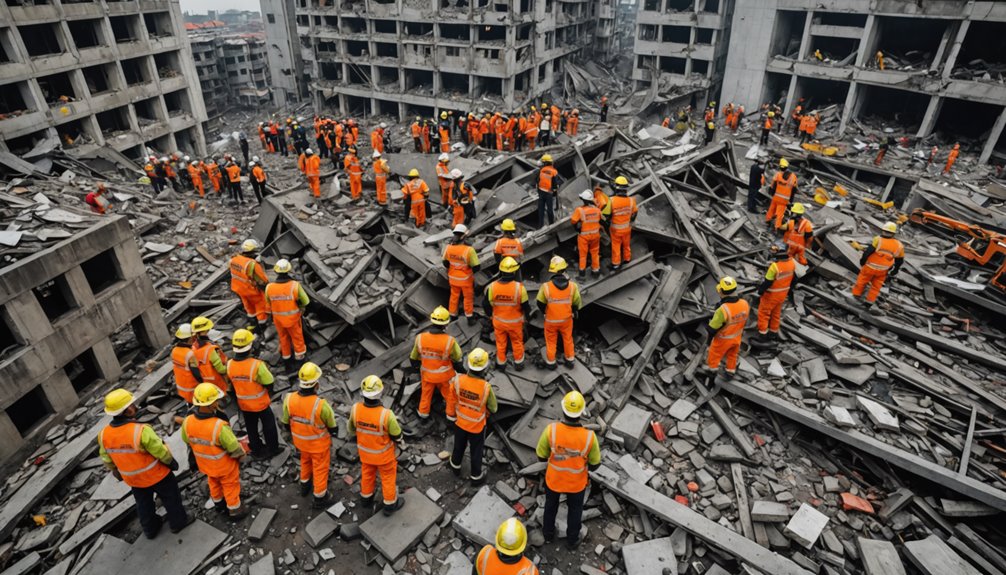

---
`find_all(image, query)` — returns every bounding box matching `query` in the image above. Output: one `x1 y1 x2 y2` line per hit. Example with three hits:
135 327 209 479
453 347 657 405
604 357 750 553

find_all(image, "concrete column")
781 74 798 119
941 20 970 80
979 106 1006 164
5 291 54 344
62 266 97 309
796 10 813 61
40 370 78 413
856 14 877 67
838 80 858 136
0 414 22 461
916 95 944 139
930 23 954 73
90 337 123 382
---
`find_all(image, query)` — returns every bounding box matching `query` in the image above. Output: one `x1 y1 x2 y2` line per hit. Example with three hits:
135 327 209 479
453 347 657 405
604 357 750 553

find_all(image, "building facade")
720 0 1006 164
0 0 208 160
260 0 305 108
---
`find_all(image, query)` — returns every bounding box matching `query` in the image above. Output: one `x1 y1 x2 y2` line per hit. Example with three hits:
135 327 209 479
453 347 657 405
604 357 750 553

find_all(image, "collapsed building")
189 31 273 132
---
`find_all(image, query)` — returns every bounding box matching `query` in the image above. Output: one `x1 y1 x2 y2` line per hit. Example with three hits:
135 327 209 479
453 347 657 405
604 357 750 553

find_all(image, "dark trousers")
240 143 249 164
403 195 412 221
317 137 328 158
132 472 188 538
542 485 585 546
747 184 761 213
449 425 485 480
414 137 422 152
229 181 243 203
600 108 608 122
242 407 279 454
760 128 770 145
277 136 288 156
251 179 266 203
537 190 556 228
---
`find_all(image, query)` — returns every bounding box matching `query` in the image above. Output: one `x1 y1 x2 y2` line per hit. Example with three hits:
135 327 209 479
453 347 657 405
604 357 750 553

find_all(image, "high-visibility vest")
436 162 450 184
784 218 812 251
352 402 394 465
544 422 595 493
343 155 362 178
866 236 903 271
187 164 203 183
714 299 749 340
286 393 331 453
476 545 537 575
452 374 491 434
226 164 241 183
540 281 573 324
538 166 557 192
489 281 524 324
572 205 601 236
411 123 421 137
494 237 524 258
227 357 270 412
183 415 238 477
172 345 199 403
405 178 429 201
374 158 389 181
266 281 302 327
304 155 320 177
772 172 797 201
609 195 636 230
99 423 170 488
193 343 228 392
415 332 456 382
230 254 261 296
252 165 267 183
765 258 795 294
443 243 475 283
764 117 774 130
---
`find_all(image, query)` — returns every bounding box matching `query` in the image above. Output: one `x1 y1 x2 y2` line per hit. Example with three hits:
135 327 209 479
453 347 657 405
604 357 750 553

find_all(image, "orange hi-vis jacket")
494 236 524 259
476 546 538 575
443 243 476 283
227 357 270 412
343 154 362 178
415 332 457 383
452 374 491 433
187 163 203 183
772 172 797 201
766 258 796 294
266 281 303 327
172 345 199 402
764 116 774 130
404 178 429 202
865 237 904 271
183 415 238 477
784 218 812 250
489 280 525 324
352 402 395 465
608 195 637 230
540 281 573 324
538 166 558 192
544 422 596 493
411 122 421 138
100 423 171 488
194 343 228 391
226 164 241 183
287 393 331 453
571 205 601 236
252 165 267 183
230 254 265 296
305 155 321 177
714 299 749 340
436 161 450 184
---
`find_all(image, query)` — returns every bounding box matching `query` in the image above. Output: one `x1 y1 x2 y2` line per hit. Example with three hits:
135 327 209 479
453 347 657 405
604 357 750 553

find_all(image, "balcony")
48 100 92 124
30 52 80 73
7 4 59 23
77 45 118 63
0 110 47 139
62 2 104 18
168 113 195 132
138 0 171 11
159 75 188 92
810 23 864 40
943 79 1006 106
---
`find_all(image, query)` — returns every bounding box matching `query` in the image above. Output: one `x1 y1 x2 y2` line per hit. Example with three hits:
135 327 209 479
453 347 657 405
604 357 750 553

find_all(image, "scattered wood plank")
731 463 754 541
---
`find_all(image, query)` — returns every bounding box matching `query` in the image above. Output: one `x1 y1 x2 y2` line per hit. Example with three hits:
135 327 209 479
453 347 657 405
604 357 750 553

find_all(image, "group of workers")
142 152 271 206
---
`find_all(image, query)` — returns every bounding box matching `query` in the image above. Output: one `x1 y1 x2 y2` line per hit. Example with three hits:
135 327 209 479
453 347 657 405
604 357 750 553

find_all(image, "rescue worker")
191 316 229 393
767 158 797 229
373 150 390 206
371 122 386 154
448 348 498 485
704 121 716 145
876 50 885 70
205 157 222 195
536 391 601 549
230 239 269 329
791 104 803 137
450 168 475 228
851 221 904 308
536 154 563 228
349 376 404 515
225 161 243 204
265 259 310 371
537 256 582 369
944 143 960 174
249 159 268 204
524 112 539 151
344 147 363 202
782 203 813 265
601 176 638 270
412 117 423 151
566 109 579 137
99 389 189 538
756 242 796 343
172 323 201 404
493 219 524 266
188 161 206 198
281 363 338 507
599 95 609 122
475 519 540 575
443 224 480 320
760 111 774 145
409 306 463 425
84 183 110 214
485 258 530 370
182 384 248 520
704 276 749 378
439 119 451 153
437 153 452 206
404 168 430 228
227 329 279 458
570 190 602 276
875 136 892 166
747 158 767 214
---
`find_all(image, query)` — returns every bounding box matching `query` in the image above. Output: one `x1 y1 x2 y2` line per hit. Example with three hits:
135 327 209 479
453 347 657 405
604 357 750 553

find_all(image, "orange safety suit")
944 148 959 174
440 127 451 153
852 236 904 303
287 393 332 497
443 243 477 317
452 181 473 229
525 121 539 151
187 164 205 197
172 345 199 403
422 124 431 152
783 217 813 264
371 129 384 154
504 117 517 150
227 358 271 413
571 204 602 272
206 162 222 193
183 414 242 510
494 118 505 151
99 423 171 488
436 160 451 205
540 280 577 364
344 153 362 200
706 298 749 373
352 402 398 504
478 118 490 146
550 106 561 131
757 257 795 335
265 280 307 360
475 545 540 575
567 113 579 136
252 165 267 185
493 236 524 260
767 171 797 229
606 195 638 267
404 177 430 227
230 254 268 322
305 154 321 198
544 422 596 493
488 280 526 366
414 331 459 419
193 342 228 392
226 164 241 184
452 374 491 434
373 157 390 205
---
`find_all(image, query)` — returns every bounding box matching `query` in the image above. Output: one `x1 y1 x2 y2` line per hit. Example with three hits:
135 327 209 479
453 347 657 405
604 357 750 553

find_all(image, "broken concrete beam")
904 535 983 575
610 404 652 450
304 512 340 547
784 503 829 549
855 396 899 431
857 538 906 575
751 501 791 522
621 537 677 575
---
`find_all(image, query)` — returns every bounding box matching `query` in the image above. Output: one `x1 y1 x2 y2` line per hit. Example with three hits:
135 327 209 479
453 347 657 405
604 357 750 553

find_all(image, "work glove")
168 459 180 472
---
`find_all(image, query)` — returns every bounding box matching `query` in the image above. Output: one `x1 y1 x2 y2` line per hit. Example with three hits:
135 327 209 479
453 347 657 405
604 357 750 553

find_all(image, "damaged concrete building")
0 0 209 159
189 30 273 128
260 0 307 108
721 0 1006 165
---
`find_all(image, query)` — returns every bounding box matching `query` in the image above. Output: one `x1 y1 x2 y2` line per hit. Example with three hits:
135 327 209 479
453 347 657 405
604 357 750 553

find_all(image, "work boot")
724 370 737 380
591 269 601 279
496 361 507 373
299 481 312 497
546 362 558 371
470 473 486 486
169 515 195 534
228 505 249 522
862 300 874 310
563 357 575 368
143 517 164 540
359 495 375 515
382 497 405 516
449 459 462 477
514 361 525 372
214 500 229 515
312 493 331 509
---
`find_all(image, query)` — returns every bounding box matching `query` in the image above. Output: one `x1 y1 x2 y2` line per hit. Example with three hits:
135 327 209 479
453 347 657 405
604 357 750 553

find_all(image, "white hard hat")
379 122 387 128
439 153 450 162
449 168 463 179
160 156 168 162
372 150 381 158
252 155 260 162
453 224 468 235
249 161 256 166
183 155 190 162
579 190 593 201
305 148 313 155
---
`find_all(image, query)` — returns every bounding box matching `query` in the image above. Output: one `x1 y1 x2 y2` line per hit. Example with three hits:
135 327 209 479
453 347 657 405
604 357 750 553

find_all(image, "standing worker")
475 519 540 575
373 150 390 206
99 389 189 538
851 222 904 309
449 169 475 229
281 363 338 507
570 190 602 277
704 121 716 145
227 329 280 458
602 176 638 270
437 153 452 207
536 154 563 228
230 239 269 329
265 259 310 372
782 203 813 265
403 168 430 228
370 122 386 154
536 256 582 369
944 143 960 174
172 323 200 404
409 306 463 426
747 158 767 214
448 348 498 485
182 384 247 520
350 376 404 515
303 149 321 200
484 258 530 371
442 224 480 321
411 117 422 152
599 95 609 122
704 277 749 379
190 316 229 394
755 242 796 344
343 147 363 202
536 391 600 549
875 50 885 70
188 160 205 198
766 158 797 229
493 219 524 267
760 111 774 145
225 161 243 205
249 160 268 204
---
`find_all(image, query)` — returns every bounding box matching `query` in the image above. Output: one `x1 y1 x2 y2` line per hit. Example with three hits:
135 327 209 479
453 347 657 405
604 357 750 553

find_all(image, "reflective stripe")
119 458 162 476
546 424 592 475
610 222 631 230
419 334 454 374
290 396 327 441
579 229 600 237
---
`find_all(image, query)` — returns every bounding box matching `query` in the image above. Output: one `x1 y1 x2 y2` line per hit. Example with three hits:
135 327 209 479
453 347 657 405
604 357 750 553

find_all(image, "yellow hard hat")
717 276 738 293
614 175 629 187
495 518 528 556
882 221 898 234
541 154 553 163
548 256 568 273
440 111 448 119
431 306 451 325
192 383 224 407
790 202 806 215
768 111 776 117
299 362 322 387
467 347 490 372
274 259 292 274
241 238 260 253
408 168 420 177
361 375 384 398
500 219 516 232
779 158 789 169
707 122 715 129
499 256 520 273
232 328 255 350
104 389 135 416
191 316 214 334
561 390 586 418
175 323 193 339
415 116 421 121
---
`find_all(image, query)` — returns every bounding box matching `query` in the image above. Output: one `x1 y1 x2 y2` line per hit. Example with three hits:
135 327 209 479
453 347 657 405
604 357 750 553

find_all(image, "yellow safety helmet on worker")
191 316 214 334
499 257 520 274
430 306 451 326
232 329 255 352
467 348 490 372
192 383 224 407
500 219 516 232
548 256 567 273
561 390 586 418
716 276 738 294
495 518 528 556
274 259 292 274
299 362 322 387
104 389 135 416
361 375 384 398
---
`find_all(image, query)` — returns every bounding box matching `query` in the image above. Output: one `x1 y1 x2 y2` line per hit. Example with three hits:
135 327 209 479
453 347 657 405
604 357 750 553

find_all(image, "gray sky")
179 0 261 15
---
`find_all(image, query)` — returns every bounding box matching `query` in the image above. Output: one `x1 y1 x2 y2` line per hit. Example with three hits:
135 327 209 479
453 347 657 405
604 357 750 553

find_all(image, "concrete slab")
361 488 444 561
856 396 900 431
622 537 677 575
0 552 39 575
904 535 982 575
248 507 277 541
857 538 906 575
73 535 131 575
249 553 275 575
751 501 790 522
440 550 473 575
618 453 657 485
453 485 516 547
112 519 227 575
89 472 131 502
610 404 652 450
304 512 340 547
784 503 830 549
668 399 698 421
823 405 856 427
